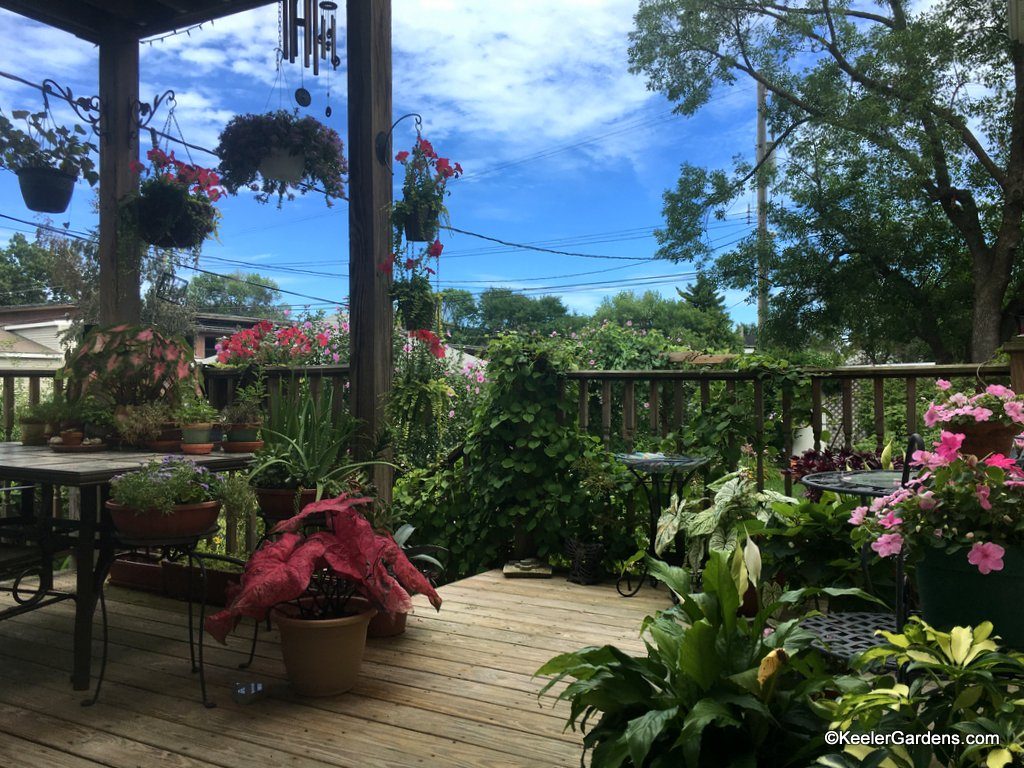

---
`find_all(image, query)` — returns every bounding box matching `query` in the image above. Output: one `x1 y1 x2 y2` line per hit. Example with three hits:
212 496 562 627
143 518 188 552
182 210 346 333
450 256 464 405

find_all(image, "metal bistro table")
0 444 251 691
798 468 908 660
614 452 708 597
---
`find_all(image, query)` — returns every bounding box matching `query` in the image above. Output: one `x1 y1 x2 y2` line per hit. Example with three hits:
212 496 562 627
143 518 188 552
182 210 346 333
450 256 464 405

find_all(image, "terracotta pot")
106 500 221 541
160 560 239 607
222 440 264 453
19 421 46 446
60 429 84 447
146 439 181 453
255 487 317 522
954 421 1021 458
348 595 408 638
272 600 376 696
107 556 164 593
181 442 214 455
16 166 76 213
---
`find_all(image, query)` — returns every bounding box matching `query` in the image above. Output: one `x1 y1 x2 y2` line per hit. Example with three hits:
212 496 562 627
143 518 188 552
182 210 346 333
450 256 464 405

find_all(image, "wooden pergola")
0 0 394 470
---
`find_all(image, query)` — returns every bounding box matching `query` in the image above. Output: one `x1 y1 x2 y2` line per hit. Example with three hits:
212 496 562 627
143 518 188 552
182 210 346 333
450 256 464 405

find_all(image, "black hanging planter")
402 203 439 243
133 180 216 250
16 167 76 213
566 538 605 585
392 274 436 331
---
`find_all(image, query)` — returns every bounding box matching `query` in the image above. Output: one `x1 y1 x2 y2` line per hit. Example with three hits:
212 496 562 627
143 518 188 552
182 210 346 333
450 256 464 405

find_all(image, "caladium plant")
205 494 442 644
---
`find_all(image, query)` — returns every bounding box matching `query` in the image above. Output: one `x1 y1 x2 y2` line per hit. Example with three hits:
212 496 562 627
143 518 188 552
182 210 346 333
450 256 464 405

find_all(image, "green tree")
478 288 572 335
593 288 738 349
677 270 725 313
438 288 480 343
185 271 286 319
0 233 52 305
630 0 1024 361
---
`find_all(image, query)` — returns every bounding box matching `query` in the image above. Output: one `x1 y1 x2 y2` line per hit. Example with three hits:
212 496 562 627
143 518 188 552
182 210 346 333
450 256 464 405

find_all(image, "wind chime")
281 0 340 77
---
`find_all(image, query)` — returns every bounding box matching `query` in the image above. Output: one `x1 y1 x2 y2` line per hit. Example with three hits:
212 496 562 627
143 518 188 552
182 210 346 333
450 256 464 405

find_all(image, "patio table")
0 443 251 691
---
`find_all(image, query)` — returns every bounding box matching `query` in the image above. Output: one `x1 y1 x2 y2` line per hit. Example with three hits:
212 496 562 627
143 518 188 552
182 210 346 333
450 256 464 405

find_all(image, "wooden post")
1006 335 1024 394
98 34 141 325
347 0 393 498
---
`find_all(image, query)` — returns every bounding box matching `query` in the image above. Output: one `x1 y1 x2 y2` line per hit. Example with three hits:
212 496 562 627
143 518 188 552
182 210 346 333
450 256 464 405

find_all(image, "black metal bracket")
375 112 423 166
132 89 176 134
41 79 102 135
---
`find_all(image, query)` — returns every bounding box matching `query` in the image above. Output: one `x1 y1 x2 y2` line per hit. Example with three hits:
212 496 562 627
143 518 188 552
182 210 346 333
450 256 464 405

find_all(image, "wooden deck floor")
0 569 667 768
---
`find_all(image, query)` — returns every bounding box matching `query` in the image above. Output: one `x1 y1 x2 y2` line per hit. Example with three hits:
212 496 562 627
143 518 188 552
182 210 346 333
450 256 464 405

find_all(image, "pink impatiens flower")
878 511 903 529
1005 401 1024 425
967 542 1005 575
935 379 952 390
975 485 992 510
934 431 965 463
984 454 1018 470
871 533 903 558
848 506 867 525
986 384 1014 399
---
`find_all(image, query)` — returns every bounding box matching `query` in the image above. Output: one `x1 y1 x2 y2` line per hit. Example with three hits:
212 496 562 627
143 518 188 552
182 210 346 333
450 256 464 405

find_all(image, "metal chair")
801 434 923 666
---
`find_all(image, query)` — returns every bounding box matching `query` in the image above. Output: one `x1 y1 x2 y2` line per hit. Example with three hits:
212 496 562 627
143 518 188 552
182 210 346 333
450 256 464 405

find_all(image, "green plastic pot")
225 424 260 442
917 544 1024 649
180 423 213 444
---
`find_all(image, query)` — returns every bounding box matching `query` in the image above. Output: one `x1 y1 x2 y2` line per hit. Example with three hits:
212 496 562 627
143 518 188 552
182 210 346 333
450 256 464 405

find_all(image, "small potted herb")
175 393 219 455
106 456 225 539
114 402 178 450
215 110 347 206
0 110 98 213
78 394 116 445
220 380 265 452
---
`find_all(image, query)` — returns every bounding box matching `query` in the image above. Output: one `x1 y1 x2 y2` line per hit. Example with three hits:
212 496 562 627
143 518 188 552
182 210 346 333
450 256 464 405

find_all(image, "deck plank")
0 569 669 767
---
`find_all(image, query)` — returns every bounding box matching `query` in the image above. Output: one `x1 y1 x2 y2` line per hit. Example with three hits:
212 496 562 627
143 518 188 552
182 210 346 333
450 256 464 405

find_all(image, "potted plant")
205 493 442 696
923 379 1024 457
114 401 178 450
105 456 224 539
391 137 461 242
220 380 265 452
78 394 116 445
175 393 219 455
17 402 48 446
215 110 347 206
249 384 375 522
0 110 98 213
125 148 222 251
389 271 436 332
853 430 1024 647
30 396 66 440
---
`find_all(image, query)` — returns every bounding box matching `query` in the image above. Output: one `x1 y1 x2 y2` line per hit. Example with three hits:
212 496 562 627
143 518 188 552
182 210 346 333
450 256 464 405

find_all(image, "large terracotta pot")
917 545 1024 649
272 600 376 696
19 421 46 446
106 500 221 541
255 487 317 523
953 421 1021 458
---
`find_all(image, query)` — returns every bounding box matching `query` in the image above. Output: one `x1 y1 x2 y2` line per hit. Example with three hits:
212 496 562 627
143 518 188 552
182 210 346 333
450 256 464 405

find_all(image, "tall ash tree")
630 0 1024 361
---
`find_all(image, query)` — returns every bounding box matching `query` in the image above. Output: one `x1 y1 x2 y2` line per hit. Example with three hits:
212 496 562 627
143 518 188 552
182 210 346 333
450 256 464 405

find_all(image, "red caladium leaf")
205 493 442 643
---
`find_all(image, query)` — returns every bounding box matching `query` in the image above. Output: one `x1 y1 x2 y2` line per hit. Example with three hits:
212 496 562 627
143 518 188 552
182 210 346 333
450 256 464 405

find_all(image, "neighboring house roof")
0 328 60 356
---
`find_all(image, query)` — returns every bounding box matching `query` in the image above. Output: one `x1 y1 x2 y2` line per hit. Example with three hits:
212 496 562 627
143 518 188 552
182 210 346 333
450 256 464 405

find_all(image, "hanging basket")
402 203 439 242
134 183 216 250
16 167 76 213
258 149 306 184
952 421 1022 458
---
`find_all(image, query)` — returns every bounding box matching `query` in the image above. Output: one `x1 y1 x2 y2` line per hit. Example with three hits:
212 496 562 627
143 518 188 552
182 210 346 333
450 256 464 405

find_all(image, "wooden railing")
563 363 1017 493
0 368 63 441
203 363 351 425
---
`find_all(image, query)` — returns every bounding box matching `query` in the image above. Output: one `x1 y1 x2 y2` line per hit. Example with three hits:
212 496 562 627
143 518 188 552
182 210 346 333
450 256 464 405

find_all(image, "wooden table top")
0 443 252 486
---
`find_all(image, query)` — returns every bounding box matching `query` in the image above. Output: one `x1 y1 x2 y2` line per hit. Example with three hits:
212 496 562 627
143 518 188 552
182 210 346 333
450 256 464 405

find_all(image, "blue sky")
0 0 760 323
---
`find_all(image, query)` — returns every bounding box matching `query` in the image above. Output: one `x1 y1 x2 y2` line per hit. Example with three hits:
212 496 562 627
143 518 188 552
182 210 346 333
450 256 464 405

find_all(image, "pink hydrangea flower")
935 379 952 390
967 542 1005 575
871 533 903 558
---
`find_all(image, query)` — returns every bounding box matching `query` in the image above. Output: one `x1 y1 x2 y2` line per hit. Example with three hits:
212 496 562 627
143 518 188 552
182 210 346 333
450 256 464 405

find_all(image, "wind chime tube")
303 0 312 69
311 1 319 75
281 0 290 61
291 0 300 63
330 13 337 67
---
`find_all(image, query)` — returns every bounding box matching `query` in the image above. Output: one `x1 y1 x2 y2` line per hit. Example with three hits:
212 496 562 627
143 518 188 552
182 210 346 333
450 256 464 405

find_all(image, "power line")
442 226 655 261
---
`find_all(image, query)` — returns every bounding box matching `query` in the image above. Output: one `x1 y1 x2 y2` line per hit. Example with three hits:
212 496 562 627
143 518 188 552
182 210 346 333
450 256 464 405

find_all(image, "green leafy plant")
249 382 379 496
538 549 874 768
20 396 65 426
0 110 98 183
215 110 347 205
175 392 219 425
391 136 462 243
221 380 265 425
819 618 1024 768
109 456 224 515
114 401 174 446
656 470 794 570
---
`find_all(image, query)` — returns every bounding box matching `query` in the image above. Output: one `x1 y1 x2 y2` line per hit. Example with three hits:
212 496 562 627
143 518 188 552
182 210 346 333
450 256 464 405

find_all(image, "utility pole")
755 80 770 336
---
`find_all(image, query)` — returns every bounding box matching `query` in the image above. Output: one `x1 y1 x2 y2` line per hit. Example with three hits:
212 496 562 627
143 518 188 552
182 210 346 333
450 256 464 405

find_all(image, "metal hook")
374 112 423 166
